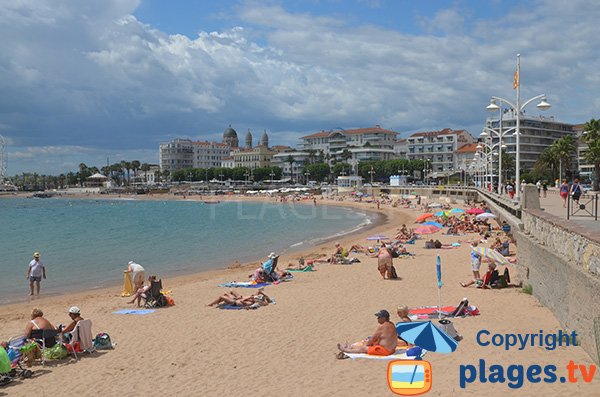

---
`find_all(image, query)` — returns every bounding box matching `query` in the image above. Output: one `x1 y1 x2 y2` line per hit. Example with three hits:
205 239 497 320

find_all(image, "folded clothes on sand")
113 309 156 315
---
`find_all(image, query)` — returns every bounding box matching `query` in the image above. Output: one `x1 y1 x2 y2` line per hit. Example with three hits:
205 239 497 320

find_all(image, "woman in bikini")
24 308 57 348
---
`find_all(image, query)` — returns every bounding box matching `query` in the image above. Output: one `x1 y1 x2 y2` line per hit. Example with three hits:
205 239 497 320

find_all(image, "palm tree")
131 160 141 179
583 118 600 190
286 155 295 183
306 149 317 165
141 163 150 182
535 147 558 179
552 135 577 180
121 161 132 185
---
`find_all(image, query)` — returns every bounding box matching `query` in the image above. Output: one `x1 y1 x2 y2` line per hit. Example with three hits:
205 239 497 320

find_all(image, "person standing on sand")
126 261 145 291
26 252 46 296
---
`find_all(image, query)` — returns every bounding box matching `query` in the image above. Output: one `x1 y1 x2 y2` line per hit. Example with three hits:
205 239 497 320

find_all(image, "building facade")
272 151 310 182
230 145 276 169
299 125 397 172
192 141 231 169
406 128 475 174
486 111 575 172
159 139 194 173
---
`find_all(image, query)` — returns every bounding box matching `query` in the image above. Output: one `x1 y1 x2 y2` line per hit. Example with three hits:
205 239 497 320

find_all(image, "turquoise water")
0 198 373 305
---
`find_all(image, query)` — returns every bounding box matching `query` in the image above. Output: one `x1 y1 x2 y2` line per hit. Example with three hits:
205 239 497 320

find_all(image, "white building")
407 128 475 174
393 139 408 159
272 151 310 182
192 141 231 169
299 125 397 171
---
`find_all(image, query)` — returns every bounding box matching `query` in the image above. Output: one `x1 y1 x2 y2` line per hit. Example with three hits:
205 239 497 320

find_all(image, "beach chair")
29 328 60 366
4 335 34 380
67 319 95 360
143 279 166 308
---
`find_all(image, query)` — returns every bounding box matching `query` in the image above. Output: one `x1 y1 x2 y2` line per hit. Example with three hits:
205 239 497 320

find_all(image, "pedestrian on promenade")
542 181 548 198
570 178 583 206
559 179 569 208
26 252 46 296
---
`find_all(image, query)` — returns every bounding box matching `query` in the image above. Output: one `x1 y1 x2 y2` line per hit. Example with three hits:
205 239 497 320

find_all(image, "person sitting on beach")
58 306 84 342
433 240 443 249
25 308 57 348
337 310 398 357
424 239 435 249
499 238 510 256
329 243 347 264
127 275 157 307
286 257 315 271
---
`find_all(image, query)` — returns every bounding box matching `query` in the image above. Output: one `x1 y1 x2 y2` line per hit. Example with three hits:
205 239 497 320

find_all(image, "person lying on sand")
336 310 398 358
207 288 272 309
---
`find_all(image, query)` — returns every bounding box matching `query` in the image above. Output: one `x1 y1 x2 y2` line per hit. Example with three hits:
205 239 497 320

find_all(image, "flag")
513 68 519 89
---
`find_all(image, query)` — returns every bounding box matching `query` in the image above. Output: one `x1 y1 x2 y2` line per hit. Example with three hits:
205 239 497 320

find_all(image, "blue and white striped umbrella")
395 321 458 353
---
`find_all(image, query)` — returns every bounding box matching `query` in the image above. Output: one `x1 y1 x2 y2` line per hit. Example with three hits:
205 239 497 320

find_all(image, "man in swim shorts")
337 309 398 356
26 252 46 296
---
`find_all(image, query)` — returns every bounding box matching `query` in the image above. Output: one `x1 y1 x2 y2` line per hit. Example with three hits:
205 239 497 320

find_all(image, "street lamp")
188 172 193 183
269 170 275 182
486 53 551 198
480 127 510 194
304 170 310 185
368 165 375 185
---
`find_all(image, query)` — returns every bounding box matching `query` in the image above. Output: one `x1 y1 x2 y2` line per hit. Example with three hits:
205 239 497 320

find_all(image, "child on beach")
461 242 482 288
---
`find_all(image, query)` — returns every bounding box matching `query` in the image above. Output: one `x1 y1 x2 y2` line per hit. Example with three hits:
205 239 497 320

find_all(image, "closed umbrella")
415 213 434 223
395 320 458 353
415 225 440 235
475 213 496 220
423 221 443 228
472 246 510 265
436 255 443 319
466 208 484 215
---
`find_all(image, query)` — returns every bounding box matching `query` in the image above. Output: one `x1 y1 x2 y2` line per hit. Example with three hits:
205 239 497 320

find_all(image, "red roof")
301 126 397 139
409 128 468 138
456 143 479 153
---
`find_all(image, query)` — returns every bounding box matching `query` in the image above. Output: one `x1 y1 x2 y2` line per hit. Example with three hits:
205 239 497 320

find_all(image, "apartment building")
406 128 475 173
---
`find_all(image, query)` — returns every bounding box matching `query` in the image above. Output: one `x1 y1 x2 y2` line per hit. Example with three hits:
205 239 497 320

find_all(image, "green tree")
552 135 577 180
131 160 141 179
303 163 330 182
286 155 295 183
582 119 600 190
141 163 150 182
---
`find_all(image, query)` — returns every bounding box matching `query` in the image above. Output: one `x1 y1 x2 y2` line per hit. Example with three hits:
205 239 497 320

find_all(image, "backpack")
93 333 113 350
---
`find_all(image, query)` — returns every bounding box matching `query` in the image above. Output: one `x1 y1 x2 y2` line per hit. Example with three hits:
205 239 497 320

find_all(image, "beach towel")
409 305 479 319
344 349 427 360
218 282 270 288
287 265 315 272
112 309 156 315
405 237 416 245
121 272 134 297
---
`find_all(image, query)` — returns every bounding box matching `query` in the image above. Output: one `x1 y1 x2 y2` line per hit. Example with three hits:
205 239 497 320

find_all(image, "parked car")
581 184 593 193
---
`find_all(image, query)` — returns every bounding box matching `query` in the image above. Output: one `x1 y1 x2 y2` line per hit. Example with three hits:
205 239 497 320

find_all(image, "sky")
1 0 599 175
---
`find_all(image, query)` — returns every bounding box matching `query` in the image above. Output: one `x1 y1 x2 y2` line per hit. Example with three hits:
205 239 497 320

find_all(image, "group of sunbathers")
249 252 292 283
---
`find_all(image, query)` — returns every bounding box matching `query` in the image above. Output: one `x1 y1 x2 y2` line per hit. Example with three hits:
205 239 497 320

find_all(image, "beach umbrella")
475 213 497 220
415 225 440 235
450 208 465 214
367 235 390 241
466 208 484 215
436 255 443 319
472 246 510 265
395 320 458 353
423 221 443 228
415 213 434 223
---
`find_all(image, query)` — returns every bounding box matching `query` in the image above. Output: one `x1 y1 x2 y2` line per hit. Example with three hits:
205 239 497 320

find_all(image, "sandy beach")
1 193 597 396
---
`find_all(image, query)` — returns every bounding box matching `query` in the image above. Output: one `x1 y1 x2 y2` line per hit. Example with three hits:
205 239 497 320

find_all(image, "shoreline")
0 193 387 309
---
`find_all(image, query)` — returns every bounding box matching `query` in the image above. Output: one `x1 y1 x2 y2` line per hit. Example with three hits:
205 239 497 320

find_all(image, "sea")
0 197 375 305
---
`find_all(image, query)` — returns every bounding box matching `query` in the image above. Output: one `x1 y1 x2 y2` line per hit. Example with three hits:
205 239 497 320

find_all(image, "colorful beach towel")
409 305 479 319
112 309 156 315
287 265 315 272
218 282 270 288
344 349 427 360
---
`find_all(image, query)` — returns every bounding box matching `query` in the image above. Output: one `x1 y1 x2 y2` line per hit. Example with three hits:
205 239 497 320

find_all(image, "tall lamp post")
486 54 551 198
304 170 310 185
368 165 375 185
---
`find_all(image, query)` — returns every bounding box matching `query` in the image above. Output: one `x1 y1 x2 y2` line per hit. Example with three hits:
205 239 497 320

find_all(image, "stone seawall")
516 209 600 363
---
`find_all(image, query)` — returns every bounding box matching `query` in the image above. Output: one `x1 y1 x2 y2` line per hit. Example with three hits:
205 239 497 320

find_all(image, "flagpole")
515 53 521 198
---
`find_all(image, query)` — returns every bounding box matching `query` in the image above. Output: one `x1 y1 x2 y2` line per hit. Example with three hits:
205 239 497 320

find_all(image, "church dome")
223 126 238 139
223 125 239 148
261 130 269 147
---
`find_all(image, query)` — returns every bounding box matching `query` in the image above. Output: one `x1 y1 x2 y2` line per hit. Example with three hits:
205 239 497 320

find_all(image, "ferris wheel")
0 134 7 182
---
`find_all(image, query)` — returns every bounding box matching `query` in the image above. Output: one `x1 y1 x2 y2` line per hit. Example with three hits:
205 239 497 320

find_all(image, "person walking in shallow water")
26 252 46 296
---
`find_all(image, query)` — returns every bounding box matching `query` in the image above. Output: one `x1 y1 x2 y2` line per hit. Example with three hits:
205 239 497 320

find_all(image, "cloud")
1 0 600 175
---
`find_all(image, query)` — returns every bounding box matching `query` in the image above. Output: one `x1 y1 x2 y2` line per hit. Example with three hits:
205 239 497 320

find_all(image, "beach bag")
93 333 113 350
438 319 462 341
165 295 175 306
43 343 68 360
389 265 398 279
0 348 11 374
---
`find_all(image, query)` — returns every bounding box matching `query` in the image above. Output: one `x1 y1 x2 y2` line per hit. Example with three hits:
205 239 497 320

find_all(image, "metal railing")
567 193 599 220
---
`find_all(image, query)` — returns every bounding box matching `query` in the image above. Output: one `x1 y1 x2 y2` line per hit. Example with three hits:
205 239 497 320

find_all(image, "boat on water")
203 200 220 204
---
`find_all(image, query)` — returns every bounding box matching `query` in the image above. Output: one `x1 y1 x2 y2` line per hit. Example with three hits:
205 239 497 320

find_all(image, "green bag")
0 347 11 374
43 343 69 360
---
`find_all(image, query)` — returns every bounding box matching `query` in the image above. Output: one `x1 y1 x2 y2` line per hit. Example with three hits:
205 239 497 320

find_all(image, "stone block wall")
517 210 600 363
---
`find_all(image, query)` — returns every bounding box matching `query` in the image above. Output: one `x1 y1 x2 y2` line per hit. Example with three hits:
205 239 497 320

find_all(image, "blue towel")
113 309 156 315
218 305 244 310
218 282 270 288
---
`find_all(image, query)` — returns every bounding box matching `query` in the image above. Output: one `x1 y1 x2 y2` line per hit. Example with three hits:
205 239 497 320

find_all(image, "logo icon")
387 360 432 395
